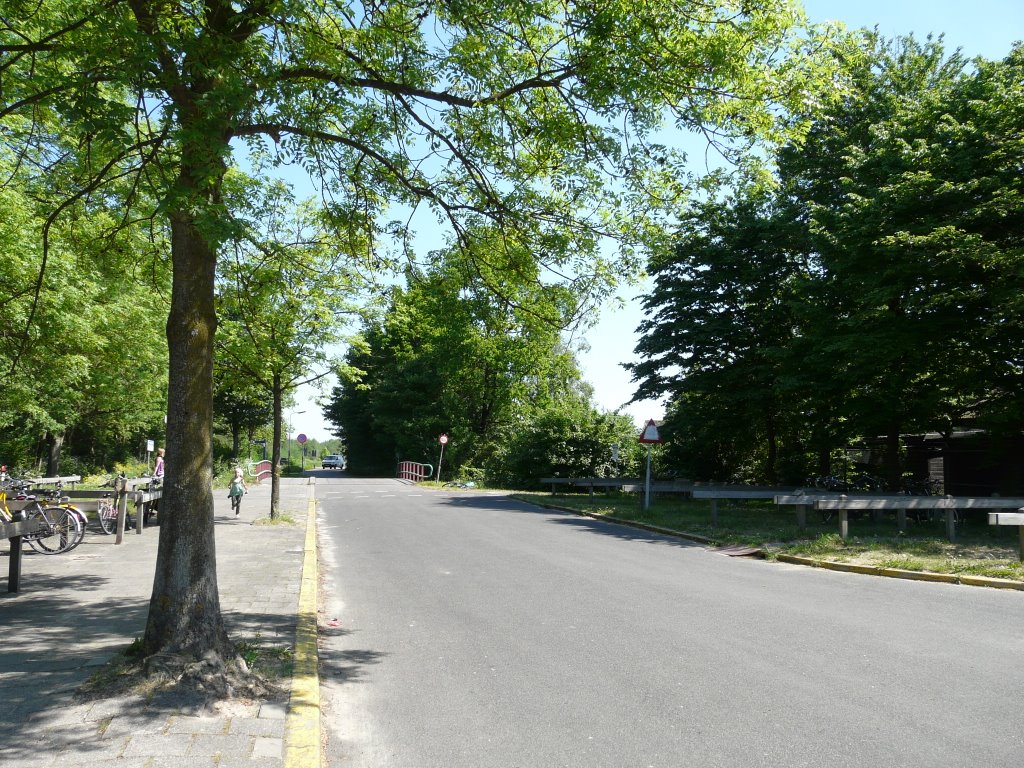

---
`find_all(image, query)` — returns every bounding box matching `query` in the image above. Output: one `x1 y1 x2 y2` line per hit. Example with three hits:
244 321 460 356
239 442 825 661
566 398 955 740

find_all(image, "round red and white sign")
439 434 449 445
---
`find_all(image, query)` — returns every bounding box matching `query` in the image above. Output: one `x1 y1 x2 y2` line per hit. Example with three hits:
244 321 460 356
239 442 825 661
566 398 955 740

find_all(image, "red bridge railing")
398 461 433 482
251 460 273 484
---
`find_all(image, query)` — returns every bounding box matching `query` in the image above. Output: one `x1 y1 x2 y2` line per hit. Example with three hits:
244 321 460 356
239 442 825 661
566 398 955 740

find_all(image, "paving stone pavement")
0 476 314 768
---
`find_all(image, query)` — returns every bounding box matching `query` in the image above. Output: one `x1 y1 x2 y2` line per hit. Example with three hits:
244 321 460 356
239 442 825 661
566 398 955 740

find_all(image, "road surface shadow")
440 494 703 550
318 643 388 684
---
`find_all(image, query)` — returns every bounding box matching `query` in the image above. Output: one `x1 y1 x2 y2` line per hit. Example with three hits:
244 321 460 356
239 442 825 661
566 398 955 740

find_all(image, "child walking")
229 465 247 516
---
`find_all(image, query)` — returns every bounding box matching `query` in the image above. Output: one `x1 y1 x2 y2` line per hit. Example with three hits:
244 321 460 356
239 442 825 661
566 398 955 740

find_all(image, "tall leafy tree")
632 35 1024 486
213 368 273 460
217 177 360 517
327 238 584 477
0 159 168 473
629 182 807 482
779 35 1024 486
2 1 834 667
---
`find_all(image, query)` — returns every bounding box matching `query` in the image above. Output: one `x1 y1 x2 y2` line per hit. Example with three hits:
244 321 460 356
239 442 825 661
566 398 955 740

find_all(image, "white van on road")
321 454 345 470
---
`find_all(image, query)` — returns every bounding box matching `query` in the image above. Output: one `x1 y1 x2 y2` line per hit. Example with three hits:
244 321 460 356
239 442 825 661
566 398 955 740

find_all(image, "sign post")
437 434 449 482
638 420 664 510
296 433 307 470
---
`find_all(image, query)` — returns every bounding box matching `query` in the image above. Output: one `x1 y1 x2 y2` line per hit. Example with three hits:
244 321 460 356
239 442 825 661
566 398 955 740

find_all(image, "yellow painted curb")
285 483 321 768
877 567 956 583
777 554 1023 590
958 575 1024 590
776 554 891 578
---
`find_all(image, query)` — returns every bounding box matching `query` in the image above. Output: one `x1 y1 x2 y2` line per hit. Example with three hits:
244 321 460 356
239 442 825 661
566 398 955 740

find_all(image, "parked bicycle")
96 491 135 534
899 477 944 496
0 479 86 554
806 473 883 521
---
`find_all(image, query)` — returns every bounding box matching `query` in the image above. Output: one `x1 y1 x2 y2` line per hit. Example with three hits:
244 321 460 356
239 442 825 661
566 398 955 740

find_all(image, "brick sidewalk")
0 476 315 768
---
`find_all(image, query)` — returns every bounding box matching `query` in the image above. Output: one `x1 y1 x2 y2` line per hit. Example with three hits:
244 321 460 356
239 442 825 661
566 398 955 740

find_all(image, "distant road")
317 478 1024 768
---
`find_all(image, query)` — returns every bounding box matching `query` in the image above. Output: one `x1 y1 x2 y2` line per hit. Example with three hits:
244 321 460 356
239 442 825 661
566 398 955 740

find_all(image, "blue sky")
290 1 1023 442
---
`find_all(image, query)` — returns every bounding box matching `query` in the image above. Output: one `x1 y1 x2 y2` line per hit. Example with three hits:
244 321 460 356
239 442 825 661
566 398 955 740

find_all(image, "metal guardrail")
990 510 1024 561
811 495 1024 543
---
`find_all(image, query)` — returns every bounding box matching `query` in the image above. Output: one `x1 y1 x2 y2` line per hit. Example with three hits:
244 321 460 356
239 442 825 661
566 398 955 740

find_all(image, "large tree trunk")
45 431 63 477
143 209 231 659
764 410 778 484
884 424 902 492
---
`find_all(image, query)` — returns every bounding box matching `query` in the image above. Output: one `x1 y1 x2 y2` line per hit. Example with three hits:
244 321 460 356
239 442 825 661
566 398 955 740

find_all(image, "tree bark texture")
143 208 230 659
46 431 64 477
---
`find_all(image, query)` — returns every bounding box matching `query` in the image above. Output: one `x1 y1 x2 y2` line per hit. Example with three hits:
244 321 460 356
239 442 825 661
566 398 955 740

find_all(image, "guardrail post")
839 504 848 539
116 490 129 544
945 506 957 543
114 476 128 545
8 530 24 593
134 491 145 534
709 498 718 527
796 504 807 530
896 509 907 532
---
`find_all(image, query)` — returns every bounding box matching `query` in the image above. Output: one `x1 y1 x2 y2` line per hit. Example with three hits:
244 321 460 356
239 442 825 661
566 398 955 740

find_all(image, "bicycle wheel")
98 500 117 534
62 506 88 551
27 507 82 554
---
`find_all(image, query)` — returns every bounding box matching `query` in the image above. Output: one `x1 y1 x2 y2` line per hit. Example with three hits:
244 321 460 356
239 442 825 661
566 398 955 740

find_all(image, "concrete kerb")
776 553 1024 590
515 495 1024 591
285 478 321 768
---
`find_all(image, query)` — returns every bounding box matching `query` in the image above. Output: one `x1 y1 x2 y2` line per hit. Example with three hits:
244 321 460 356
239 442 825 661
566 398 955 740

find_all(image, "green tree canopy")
629 180 807 482
632 35 1024 486
2 0 836 665
0 154 168 473
216 176 361 515
327 236 585 477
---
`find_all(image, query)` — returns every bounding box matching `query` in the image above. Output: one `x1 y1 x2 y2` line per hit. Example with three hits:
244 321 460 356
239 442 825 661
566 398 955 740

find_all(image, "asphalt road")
315 477 1024 768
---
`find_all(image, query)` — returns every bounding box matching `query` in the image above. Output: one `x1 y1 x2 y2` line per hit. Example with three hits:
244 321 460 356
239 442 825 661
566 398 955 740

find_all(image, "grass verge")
513 491 1024 582
254 512 297 526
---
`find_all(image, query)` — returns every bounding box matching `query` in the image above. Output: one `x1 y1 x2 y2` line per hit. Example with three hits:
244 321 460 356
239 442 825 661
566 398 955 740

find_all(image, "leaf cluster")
631 34 1024 486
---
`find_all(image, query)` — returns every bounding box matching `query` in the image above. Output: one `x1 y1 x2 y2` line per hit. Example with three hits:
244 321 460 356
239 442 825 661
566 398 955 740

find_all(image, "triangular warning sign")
638 419 663 443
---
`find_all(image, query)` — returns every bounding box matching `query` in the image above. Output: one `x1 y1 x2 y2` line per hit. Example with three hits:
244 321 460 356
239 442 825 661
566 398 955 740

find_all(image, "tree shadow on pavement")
438 494 704 550
318 643 388 684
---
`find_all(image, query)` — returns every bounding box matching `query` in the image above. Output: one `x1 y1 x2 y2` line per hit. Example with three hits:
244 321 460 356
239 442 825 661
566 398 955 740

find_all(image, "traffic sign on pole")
638 419 664 444
638 420 663 510
437 434 448 481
